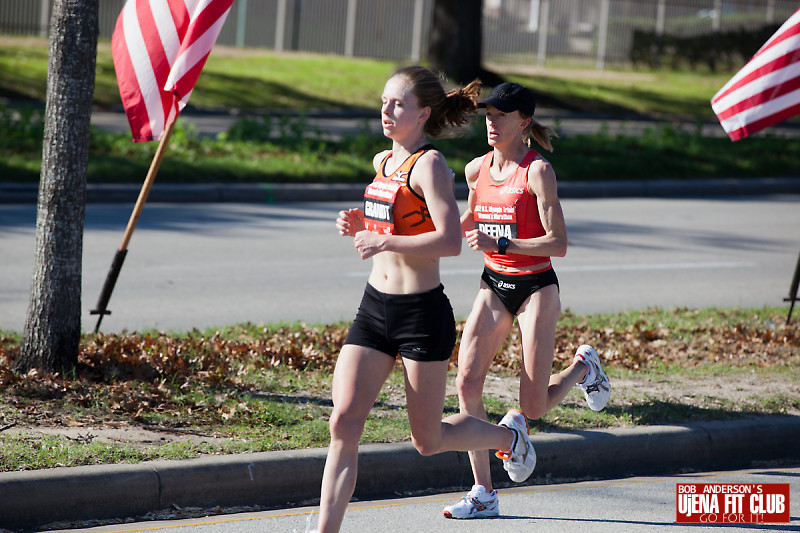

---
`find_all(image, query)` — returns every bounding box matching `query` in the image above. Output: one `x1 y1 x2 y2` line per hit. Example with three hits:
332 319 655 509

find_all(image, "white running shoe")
443 484 499 519
574 344 611 411
495 409 536 482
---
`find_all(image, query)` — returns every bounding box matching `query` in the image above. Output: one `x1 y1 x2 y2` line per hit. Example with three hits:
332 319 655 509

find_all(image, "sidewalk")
1 415 799 530
2 176 800 205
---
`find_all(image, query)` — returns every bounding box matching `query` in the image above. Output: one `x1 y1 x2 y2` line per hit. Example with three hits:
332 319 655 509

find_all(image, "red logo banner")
676 483 790 524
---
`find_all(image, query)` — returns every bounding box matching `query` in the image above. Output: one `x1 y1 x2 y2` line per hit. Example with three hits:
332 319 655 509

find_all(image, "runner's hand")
337 208 365 236
465 228 496 252
353 229 384 260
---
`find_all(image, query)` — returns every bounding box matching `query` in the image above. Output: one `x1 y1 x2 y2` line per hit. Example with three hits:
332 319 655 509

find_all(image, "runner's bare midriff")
485 257 551 274
368 251 441 294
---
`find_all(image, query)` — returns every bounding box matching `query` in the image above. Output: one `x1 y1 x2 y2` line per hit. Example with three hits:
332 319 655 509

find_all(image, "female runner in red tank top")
443 83 612 520
313 68 537 533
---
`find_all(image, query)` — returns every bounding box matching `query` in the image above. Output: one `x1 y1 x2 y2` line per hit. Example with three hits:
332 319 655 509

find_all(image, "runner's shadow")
756 470 800 478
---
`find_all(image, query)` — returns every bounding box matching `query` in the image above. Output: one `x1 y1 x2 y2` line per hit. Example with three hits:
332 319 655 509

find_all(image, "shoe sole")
443 509 499 519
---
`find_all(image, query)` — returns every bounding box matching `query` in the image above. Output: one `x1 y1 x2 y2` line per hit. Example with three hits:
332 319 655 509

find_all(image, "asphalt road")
46 465 800 533
1 195 799 334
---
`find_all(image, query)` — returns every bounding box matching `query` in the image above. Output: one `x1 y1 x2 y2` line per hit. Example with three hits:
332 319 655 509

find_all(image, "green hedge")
631 24 780 71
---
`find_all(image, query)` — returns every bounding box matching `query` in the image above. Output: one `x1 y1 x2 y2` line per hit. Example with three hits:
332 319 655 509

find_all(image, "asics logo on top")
500 186 526 195
470 499 488 512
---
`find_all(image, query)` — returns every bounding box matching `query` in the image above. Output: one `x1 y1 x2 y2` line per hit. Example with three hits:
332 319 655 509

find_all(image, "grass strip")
3 107 800 184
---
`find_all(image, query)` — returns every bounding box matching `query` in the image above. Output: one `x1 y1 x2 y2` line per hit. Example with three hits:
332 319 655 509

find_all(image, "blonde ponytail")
523 119 557 152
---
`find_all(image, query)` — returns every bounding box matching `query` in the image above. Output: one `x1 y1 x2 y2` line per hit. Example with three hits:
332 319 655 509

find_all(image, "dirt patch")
3 422 230 450
459 371 800 415
608 373 799 411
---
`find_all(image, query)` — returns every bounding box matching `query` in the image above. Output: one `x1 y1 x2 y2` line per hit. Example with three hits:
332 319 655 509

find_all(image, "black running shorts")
481 266 559 316
344 283 456 362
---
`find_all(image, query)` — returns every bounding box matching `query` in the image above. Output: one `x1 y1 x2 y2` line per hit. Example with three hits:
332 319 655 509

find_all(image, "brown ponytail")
392 66 481 138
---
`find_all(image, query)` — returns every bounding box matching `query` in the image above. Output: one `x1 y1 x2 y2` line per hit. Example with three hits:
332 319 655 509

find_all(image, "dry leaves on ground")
0 315 797 430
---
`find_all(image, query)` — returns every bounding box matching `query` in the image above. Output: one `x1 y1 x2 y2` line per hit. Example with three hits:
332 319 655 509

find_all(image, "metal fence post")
275 0 287 51
38 0 49 37
596 0 610 70
656 0 666 35
345 0 357 57
528 0 539 32
411 0 424 62
537 0 549 67
235 0 247 48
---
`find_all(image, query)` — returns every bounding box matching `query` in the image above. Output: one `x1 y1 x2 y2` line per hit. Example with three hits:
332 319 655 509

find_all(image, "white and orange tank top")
363 145 437 236
473 149 549 268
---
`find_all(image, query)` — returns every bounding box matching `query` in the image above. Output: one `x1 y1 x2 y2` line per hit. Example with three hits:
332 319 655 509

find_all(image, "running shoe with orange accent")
495 409 536 482
443 484 499 519
574 344 610 411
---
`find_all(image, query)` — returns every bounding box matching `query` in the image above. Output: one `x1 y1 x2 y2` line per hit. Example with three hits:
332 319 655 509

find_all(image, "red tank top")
473 150 549 268
363 145 437 236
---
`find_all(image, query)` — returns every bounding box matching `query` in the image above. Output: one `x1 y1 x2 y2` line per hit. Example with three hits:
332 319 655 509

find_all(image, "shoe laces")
466 486 486 499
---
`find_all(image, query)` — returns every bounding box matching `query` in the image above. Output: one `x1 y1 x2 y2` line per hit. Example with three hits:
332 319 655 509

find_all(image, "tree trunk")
427 0 503 86
15 0 98 374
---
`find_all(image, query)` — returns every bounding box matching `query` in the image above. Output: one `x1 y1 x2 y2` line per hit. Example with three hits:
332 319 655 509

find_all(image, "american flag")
711 7 800 141
112 0 234 142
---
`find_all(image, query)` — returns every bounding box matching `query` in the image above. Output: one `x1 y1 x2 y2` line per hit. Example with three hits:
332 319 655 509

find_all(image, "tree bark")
427 0 503 86
15 0 98 374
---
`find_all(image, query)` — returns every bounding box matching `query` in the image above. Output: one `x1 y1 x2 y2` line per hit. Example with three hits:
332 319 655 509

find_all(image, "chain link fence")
2 0 797 69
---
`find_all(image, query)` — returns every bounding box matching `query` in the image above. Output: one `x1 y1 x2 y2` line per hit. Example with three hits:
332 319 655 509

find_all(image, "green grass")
0 37 735 116
3 105 800 185
0 434 214 471
501 70 733 119
0 39 395 111
558 306 784 335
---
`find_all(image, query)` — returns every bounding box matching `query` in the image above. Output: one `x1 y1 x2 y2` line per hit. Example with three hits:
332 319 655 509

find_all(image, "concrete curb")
1 415 798 530
1 177 799 205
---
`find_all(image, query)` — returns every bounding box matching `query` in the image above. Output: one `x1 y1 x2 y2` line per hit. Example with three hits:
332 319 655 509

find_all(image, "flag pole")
784 251 800 324
90 118 178 333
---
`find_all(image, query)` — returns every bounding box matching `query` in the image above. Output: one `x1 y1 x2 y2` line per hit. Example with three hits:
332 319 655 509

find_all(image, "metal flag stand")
90 119 177 333
784 251 800 324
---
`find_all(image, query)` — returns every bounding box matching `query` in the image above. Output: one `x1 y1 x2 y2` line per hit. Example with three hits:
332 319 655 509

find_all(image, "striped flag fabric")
711 7 800 141
112 0 234 142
